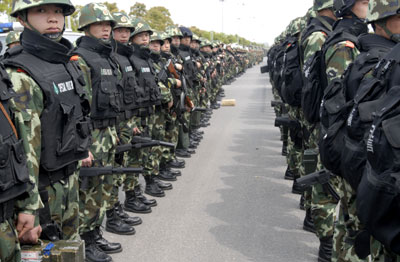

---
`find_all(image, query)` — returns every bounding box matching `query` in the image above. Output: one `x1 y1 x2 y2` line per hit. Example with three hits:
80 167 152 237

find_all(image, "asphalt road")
105 60 319 262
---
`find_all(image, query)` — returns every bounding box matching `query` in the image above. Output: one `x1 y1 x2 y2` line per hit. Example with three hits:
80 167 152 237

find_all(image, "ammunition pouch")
303 149 318 175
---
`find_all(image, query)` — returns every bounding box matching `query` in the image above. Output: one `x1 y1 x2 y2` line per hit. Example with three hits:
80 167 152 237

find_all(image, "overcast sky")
72 0 313 45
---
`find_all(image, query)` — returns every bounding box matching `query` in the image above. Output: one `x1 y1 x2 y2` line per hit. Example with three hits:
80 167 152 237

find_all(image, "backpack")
357 85 400 255
318 30 360 175
301 17 332 123
281 36 303 106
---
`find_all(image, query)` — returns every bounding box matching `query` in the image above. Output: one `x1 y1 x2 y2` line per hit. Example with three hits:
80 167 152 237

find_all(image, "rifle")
115 136 175 154
191 107 207 112
274 116 301 129
80 166 143 177
271 100 282 108
296 170 340 201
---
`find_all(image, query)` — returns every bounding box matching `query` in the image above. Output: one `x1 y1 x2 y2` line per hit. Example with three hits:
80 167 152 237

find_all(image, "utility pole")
219 0 224 33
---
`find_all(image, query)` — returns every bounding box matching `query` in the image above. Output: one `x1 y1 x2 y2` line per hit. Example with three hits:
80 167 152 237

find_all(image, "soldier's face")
88 21 112 40
113 27 131 44
161 39 171 52
384 15 400 36
8 42 20 49
149 41 161 52
132 31 150 46
171 36 180 47
181 36 191 46
190 41 199 49
21 4 64 35
352 0 369 19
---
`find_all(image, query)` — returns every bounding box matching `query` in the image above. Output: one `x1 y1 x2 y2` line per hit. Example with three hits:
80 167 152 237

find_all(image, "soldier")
5 31 21 50
3 0 92 245
73 3 133 261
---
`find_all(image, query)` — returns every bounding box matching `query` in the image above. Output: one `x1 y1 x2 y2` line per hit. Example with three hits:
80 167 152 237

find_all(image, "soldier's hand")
133 127 141 135
175 79 182 88
19 225 42 244
16 213 35 239
168 100 173 109
81 151 94 167
196 62 201 68
175 63 183 71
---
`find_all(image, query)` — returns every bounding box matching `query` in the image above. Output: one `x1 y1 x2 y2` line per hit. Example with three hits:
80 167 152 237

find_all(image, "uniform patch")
125 66 133 72
185 56 190 61
141 67 150 73
101 68 113 76
53 80 74 94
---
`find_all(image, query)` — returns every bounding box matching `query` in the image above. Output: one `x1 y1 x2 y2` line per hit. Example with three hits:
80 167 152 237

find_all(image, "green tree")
102 2 120 13
129 2 147 18
70 5 82 32
0 0 12 15
145 6 173 31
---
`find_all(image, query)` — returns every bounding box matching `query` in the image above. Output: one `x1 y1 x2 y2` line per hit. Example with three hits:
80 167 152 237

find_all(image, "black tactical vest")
74 36 119 128
112 41 140 120
129 44 161 110
0 62 32 207
179 45 196 85
3 30 91 177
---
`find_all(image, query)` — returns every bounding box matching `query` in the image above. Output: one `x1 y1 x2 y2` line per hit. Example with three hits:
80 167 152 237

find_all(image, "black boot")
318 236 333 262
81 231 113 262
115 202 142 226
292 179 304 195
282 141 288 156
163 166 181 176
144 176 165 197
92 227 122 254
303 208 316 233
284 166 296 180
124 190 152 213
299 195 305 210
176 149 191 158
166 159 185 169
153 176 173 190
105 208 136 235
134 185 157 207
158 170 177 181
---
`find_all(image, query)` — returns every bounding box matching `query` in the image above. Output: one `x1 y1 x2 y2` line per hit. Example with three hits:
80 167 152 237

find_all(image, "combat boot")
284 166 296 180
93 227 122 254
158 169 177 181
154 176 173 190
292 179 304 195
124 190 152 213
166 158 185 169
81 231 113 262
299 195 305 210
134 185 157 207
145 175 165 197
318 236 333 262
303 208 316 233
105 208 136 235
115 202 142 226
161 166 181 176
176 149 191 158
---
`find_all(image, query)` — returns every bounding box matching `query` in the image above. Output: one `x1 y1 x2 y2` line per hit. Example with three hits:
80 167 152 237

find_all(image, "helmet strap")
377 20 400 43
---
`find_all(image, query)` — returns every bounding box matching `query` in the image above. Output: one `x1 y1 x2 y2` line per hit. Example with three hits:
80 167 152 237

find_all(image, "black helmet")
333 0 356 17
179 26 193 38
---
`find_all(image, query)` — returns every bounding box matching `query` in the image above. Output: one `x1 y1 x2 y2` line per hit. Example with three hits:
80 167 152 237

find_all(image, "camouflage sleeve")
325 41 360 85
76 57 93 105
6 68 44 214
302 31 327 65
167 77 177 88
158 81 173 104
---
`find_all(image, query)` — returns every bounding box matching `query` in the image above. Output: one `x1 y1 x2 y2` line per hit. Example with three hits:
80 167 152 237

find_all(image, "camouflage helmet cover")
5 31 21 46
286 17 304 36
112 12 134 30
313 0 334 11
165 25 183 38
10 0 75 17
131 17 153 37
78 3 116 31
367 0 400 23
150 30 164 45
199 38 212 48
192 34 201 42
161 32 171 41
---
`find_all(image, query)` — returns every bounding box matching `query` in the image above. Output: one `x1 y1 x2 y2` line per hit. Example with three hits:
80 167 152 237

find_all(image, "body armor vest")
74 36 119 128
3 30 91 178
129 45 161 110
0 62 32 207
178 45 196 86
112 41 140 120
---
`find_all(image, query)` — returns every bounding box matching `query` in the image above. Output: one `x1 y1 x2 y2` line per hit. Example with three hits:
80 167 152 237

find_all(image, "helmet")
179 26 193 38
10 0 75 17
200 38 212 48
161 32 171 42
212 40 219 48
5 31 21 46
367 0 400 23
333 0 356 17
286 17 305 36
78 3 116 31
131 17 153 37
192 34 201 43
313 0 334 11
150 31 164 45
165 25 183 38
112 12 134 31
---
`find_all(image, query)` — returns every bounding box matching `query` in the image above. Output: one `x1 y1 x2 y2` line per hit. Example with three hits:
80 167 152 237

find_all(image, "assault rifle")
274 116 301 129
296 170 340 201
260 65 269 73
115 136 175 154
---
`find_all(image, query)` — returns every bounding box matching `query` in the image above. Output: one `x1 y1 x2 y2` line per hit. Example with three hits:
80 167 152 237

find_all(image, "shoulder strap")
0 101 18 139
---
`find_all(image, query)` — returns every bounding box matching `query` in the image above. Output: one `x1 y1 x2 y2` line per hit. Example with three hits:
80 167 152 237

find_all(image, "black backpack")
357 85 400 255
281 36 303 106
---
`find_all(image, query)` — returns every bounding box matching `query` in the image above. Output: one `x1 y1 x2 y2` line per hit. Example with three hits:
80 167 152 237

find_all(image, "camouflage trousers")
47 172 80 240
79 126 118 234
163 115 179 165
286 106 303 175
150 107 167 175
0 219 20 262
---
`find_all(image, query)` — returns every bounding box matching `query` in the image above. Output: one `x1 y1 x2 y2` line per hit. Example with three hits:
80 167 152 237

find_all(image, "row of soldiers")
0 0 263 261
266 0 400 261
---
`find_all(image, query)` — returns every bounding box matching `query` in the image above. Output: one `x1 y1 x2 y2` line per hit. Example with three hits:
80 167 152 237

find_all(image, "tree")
129 2 147 18
0 0 13 15
70 5 83 32
144 6 173 31
102 2 120 13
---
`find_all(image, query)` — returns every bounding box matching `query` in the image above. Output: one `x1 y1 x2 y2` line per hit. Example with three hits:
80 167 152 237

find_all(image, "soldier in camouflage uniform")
4 0 94 246
322 0 369 261
5 31 21 50
73 3 132 261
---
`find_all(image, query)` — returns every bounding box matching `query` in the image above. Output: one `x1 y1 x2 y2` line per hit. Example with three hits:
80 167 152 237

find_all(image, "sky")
72 0 313 45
